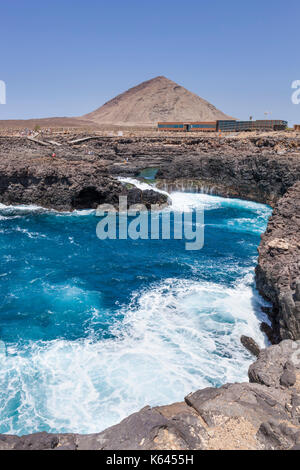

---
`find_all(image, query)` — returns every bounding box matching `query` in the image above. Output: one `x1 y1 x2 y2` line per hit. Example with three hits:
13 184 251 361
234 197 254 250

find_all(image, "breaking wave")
0 187 272 435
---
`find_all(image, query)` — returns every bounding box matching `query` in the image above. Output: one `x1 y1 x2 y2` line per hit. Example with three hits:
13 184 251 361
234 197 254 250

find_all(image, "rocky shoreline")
0 133 299 450
256 182 300 342
1 340 299 450
1 134 299 207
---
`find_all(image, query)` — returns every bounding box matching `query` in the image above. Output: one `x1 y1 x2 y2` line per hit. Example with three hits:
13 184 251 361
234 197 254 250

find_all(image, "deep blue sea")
0 184 272 435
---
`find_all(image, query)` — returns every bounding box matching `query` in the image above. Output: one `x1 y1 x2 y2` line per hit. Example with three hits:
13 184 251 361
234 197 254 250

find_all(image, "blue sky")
0 0 299 124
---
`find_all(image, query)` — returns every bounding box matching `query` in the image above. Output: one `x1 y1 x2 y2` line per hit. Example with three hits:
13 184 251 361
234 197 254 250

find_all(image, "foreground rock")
1 340 299 450
240 335 261 357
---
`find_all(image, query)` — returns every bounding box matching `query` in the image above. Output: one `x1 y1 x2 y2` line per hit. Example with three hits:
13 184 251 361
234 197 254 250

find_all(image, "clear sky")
0 0 299 124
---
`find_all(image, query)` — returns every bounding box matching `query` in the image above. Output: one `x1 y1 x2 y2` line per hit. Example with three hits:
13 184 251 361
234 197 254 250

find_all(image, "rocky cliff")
1 134 300 207
256 182 300 341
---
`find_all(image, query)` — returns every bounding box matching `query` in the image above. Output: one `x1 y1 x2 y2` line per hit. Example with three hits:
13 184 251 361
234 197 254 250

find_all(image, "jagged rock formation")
1 134 300 207
83 76 232 126
0 137 169 211
241 336 261 357
256 183 300 341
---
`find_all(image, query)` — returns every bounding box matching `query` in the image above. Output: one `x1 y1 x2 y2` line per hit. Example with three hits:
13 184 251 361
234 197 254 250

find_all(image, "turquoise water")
0 189 272 435
138 167 158 181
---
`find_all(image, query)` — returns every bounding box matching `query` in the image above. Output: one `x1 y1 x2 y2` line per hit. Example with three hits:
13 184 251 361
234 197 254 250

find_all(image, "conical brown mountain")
83 76 231 126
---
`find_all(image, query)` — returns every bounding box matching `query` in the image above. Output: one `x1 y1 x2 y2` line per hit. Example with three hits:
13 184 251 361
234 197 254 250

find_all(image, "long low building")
157 122 217 132
158 120 288 132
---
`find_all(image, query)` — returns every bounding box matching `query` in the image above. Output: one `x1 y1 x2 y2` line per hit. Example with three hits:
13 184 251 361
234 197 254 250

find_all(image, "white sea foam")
170 191 271 214
14 227 47 239
0 203 44 212
0 187 272 436
0 202 97 218
118 177 169 197
0 179 271 220
0 275 269 435
117 178 271 218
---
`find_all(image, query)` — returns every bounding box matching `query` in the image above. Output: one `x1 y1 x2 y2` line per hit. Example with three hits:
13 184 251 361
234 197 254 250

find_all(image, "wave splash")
0 275 268 435
0 186 272 435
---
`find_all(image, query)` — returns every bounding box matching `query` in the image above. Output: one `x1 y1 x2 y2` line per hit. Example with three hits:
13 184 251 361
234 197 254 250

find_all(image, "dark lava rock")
255 183 300 341
257 420 300 450
126 187 168 209
185 382 290 428
1 134 300 209
260 322 277 344
0 137 169 211
241 335 261 357
248 340 300 388
280 361 297 388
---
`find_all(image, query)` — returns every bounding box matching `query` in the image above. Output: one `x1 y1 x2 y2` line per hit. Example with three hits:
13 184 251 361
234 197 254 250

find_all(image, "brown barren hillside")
83 76 233 126
0 76 233 130
0 117 95 130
